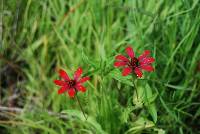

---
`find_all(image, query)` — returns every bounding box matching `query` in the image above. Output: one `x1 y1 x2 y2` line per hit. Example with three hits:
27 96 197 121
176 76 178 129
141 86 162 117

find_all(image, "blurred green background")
1 0 200 133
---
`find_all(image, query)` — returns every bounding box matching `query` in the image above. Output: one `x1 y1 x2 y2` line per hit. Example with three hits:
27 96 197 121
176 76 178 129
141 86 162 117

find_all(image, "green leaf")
109 69 133 86
144 84 157 123
61 110 107 134
148 103 157 123
133 84 157 123
120 106 135 123
125 117 155 134
81 50 98 68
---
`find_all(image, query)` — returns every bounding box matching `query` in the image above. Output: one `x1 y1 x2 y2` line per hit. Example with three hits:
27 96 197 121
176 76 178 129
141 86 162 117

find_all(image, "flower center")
67 80 76 88
128 57 139 69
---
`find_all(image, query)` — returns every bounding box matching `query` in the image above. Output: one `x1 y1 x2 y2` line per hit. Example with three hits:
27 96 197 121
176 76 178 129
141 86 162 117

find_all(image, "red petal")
74 67 83 80
122 67 132 76
126 46 135 58
58 86 68 94
54 80 66 86
114 61 127 67
115 55 129 62
68 89 76 98
76 85 86 92
79 76 90 83
140 65 154 72
59 69 70 81
139 57 155 64
134 67 143 78
138 50 151 60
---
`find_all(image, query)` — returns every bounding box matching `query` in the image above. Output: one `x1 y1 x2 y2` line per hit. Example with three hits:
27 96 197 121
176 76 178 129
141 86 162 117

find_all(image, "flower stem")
75 95 87 120
132 79 139 101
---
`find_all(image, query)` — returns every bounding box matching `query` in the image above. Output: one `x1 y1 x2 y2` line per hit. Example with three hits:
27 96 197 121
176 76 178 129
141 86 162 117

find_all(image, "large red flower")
54 67 90 98
114 46 155 78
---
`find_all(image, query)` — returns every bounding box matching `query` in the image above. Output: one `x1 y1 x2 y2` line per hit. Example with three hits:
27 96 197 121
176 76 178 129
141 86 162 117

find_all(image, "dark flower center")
67 80 76 88
128 57 139 69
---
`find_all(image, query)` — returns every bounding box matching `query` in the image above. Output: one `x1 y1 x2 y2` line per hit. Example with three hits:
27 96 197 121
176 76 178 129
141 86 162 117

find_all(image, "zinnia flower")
54 67 90 97
114 46 155 78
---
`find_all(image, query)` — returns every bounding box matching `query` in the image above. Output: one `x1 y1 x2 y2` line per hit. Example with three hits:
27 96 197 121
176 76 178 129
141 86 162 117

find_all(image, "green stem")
75 95 87 120
132 78 139 101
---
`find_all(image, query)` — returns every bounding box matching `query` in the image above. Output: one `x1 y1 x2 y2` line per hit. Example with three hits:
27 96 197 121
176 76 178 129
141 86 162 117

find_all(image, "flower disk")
114 46 155 78
54 67 90 98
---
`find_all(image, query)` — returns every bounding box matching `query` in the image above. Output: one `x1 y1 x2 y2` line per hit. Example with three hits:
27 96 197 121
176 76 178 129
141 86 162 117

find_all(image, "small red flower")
54 67 90 98
114 46 155 78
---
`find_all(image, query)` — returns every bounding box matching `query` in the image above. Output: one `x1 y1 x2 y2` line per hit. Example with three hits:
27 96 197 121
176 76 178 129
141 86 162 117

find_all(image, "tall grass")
1 0 200 133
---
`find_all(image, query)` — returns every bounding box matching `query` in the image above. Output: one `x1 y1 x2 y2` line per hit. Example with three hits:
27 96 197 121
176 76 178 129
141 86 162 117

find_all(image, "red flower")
114 46 155 78
54 67 90 98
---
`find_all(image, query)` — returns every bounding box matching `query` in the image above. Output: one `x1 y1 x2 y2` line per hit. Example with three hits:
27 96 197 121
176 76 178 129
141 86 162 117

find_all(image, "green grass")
1 0 200 133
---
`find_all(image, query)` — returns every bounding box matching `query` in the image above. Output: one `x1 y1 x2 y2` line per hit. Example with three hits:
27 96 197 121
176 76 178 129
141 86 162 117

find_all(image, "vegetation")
1 0 200 133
